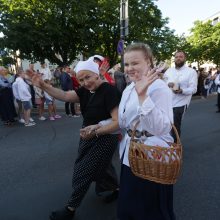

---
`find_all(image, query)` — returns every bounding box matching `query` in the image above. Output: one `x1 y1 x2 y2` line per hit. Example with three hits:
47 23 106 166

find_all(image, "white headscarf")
75 59 99 75
88 54 104 62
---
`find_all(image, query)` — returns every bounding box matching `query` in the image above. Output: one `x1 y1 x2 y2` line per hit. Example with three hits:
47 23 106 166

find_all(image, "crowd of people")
1 43 220 220
0 56 129 127
196 67 220 99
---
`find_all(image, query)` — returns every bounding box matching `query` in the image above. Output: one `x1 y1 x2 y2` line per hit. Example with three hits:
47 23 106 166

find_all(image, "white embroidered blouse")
118 79 174 166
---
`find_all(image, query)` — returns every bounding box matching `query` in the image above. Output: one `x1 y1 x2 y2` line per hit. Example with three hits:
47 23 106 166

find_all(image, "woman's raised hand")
135 67 159 96
99 59 110 76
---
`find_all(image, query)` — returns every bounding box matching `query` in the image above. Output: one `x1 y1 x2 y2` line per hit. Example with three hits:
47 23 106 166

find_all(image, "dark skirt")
0 87 17 122
117 165 176 220
67 134 119 208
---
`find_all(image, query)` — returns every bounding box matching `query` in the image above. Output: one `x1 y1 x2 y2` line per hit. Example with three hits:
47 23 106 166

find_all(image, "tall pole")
120 0 128 72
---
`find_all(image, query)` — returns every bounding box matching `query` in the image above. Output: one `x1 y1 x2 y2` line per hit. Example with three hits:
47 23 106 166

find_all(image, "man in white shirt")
164 51 198 139
39 63 52 81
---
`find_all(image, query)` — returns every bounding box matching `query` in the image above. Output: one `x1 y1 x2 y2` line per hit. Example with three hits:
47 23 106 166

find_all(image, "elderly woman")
0 66 17 125
29 58 121 220
117 43 175 220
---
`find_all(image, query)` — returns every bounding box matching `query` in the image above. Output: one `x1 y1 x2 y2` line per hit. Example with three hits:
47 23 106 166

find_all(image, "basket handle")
171 124 181 145
130 120 181 145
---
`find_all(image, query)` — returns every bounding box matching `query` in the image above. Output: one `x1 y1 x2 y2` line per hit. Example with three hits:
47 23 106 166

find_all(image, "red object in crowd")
99 57 115 85
103 72 115 85
71 76 80 89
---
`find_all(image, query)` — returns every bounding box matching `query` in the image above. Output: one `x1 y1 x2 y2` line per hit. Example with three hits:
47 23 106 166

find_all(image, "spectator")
12 70 25 124
44 80 62 120
111 63 127 95
0 66 17 125
39 62 52 81
60 66 77 117
214 72 220 113
16 69 35 126
164 51 197 139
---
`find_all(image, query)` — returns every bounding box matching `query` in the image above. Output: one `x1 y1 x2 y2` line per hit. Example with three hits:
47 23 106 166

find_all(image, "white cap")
88 54 104 62
75 59 99 75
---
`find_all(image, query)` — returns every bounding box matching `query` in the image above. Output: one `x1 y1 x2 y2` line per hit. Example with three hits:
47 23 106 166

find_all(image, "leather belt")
127 129 153 138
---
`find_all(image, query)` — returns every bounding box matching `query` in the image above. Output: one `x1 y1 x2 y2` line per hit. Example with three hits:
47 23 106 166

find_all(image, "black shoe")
216 110 220 113
49 207 75 220
103 189 119 203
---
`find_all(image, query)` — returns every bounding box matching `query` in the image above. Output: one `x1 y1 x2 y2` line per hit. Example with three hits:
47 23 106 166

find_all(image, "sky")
155 0 220 35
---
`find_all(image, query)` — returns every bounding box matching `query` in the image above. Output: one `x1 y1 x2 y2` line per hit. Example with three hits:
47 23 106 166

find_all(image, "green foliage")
0 56 16 66
0 0 179 66
186 20 220 67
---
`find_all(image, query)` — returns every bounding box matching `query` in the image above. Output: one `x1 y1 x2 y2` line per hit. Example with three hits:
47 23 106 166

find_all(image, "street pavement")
0 96 220 220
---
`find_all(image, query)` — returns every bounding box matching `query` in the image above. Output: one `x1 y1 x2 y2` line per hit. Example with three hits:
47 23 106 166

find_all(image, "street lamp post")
119 0 128 72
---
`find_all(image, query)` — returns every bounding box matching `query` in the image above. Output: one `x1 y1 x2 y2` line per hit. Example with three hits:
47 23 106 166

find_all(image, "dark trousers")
29 85 36 107
217 93 220 111
65 102 75 115
117 165 175 220
172 106 186 141
67 135 119 208
0 88 17 122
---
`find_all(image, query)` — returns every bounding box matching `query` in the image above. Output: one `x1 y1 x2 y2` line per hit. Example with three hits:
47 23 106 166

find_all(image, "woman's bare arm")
27 70 80 103
42 82 79 103
96 106 119 135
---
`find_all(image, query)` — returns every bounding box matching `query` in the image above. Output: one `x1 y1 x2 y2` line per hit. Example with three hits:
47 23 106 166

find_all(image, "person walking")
164 51 197 138
117 42 175 220
28 58 121 220
60 66 77 117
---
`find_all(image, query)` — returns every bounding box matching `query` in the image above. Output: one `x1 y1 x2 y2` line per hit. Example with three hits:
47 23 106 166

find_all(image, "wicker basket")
128 123 182 184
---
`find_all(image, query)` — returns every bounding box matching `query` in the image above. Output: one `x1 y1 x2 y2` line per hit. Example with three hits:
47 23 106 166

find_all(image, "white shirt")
39 67 52 81
118 79 174 167
214 74 220 93
12 80 20 100
16 77 31 101
164 65 198 107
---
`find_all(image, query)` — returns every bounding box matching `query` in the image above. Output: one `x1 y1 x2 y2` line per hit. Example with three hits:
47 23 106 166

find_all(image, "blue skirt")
117 164 176 220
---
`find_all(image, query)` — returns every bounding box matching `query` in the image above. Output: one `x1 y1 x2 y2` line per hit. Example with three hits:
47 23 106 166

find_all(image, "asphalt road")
0 96 219 220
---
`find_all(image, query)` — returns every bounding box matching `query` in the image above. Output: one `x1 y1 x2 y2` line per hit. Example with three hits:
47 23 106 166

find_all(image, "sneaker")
50 116 55 121
29 118 34 122
25 122 36 127
72 115 80 118
54 114 62 119
50 207 75 220
19 118 25 124
39 116 46 121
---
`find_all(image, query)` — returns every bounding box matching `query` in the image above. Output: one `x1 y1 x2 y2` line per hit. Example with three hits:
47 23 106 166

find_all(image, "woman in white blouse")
117 43 176 220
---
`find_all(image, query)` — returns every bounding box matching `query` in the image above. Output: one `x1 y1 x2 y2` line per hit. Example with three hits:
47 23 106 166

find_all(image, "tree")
186 20 220 68
0 0 179 66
